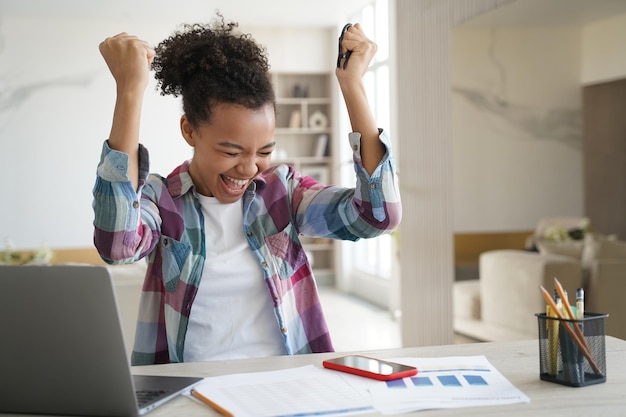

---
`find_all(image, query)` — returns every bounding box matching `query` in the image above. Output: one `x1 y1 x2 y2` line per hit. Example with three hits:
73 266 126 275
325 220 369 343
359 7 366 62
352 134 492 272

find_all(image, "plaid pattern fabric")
93 131 401 365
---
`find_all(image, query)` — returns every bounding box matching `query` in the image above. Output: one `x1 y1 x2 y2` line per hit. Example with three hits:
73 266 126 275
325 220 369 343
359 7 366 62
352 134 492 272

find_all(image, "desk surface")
4 337 626 417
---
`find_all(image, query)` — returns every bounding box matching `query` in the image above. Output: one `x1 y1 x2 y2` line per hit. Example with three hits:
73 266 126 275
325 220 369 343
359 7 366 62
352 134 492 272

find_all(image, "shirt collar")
165 160 268 199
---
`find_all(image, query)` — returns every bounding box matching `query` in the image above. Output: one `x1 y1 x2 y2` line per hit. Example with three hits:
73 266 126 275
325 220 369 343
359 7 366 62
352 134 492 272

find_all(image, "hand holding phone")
322 355 417 381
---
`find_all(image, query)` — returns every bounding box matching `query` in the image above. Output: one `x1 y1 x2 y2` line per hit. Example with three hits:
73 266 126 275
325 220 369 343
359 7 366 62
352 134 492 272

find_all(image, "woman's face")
181 102 276 203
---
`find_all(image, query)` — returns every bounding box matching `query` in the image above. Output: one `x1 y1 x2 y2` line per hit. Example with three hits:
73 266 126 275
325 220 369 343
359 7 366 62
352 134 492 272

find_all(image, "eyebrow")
217 141 276 150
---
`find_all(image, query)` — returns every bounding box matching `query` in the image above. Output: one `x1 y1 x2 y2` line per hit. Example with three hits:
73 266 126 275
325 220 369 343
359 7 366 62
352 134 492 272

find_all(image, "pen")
191 389 234 417
576 288 584 320
574 287 586 382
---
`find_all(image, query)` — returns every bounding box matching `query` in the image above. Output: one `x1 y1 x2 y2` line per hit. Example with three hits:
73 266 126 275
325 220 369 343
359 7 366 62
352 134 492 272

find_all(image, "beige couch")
454 233 626 341
454 250 582 341
106 263 146 355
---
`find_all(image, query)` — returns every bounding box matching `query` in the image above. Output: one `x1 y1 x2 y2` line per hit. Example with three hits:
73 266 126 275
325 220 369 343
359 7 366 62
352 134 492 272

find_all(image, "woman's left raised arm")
336 23 385 175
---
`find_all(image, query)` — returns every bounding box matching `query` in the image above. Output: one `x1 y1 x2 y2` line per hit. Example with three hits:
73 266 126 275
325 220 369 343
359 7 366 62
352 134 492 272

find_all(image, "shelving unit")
270 72 336 285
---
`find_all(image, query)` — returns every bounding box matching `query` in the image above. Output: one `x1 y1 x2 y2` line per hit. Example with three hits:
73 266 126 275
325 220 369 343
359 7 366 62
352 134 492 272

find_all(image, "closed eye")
217 141 275 157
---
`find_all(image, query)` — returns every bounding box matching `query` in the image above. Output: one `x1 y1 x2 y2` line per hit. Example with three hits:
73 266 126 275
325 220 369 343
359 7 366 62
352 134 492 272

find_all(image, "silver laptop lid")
0 264 200 417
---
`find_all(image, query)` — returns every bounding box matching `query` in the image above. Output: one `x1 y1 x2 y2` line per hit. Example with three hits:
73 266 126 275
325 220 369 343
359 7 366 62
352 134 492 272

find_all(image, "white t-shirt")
183 196 286 361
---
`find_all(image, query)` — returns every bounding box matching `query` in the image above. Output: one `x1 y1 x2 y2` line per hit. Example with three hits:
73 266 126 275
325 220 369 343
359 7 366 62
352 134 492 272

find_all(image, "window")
340 0 395 308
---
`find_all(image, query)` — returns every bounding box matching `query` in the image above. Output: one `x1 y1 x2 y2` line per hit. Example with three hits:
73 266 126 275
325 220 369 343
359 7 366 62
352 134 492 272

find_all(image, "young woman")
94 15 401 365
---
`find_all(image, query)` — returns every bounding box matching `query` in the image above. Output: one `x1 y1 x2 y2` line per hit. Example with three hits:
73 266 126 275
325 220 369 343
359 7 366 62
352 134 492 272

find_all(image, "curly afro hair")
152 14 275 127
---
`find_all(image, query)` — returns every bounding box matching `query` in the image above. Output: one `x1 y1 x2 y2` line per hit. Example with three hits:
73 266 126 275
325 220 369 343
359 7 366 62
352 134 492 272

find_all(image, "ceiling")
461 0 626 27
0 0 375 28
1 0 625 28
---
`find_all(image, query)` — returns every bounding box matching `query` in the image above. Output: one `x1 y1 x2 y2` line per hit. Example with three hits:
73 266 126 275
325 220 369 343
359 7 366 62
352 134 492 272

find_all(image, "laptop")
0 264 203 416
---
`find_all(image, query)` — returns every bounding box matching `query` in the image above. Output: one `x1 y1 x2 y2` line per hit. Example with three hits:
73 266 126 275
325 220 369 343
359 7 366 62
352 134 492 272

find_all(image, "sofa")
454 250 582 341
454 231 626 342
106 263 146 355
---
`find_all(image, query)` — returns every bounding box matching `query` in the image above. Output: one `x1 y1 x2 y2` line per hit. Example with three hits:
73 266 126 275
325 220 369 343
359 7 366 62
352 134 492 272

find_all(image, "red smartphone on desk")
322 355 417 381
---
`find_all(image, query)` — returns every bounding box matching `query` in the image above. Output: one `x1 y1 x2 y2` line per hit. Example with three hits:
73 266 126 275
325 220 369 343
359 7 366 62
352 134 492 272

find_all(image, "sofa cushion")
581 233 626 268
594 237 626 259
453 280 480 321
479 250 582 338
454 318 534 342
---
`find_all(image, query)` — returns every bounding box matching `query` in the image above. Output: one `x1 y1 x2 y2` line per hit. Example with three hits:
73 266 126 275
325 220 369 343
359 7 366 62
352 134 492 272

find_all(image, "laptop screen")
0 265 201 416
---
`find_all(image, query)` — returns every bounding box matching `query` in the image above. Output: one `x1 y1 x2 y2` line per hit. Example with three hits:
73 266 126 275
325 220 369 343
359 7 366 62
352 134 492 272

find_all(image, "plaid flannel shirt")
92 130 401 365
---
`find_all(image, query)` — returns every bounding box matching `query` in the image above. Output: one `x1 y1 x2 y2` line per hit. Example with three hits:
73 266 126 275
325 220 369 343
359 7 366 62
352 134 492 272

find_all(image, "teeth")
224 175 248 187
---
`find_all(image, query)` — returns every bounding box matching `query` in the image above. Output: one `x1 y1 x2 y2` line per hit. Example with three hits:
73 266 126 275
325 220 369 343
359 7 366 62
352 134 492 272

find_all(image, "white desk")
3 337 625 416
140 336 626 417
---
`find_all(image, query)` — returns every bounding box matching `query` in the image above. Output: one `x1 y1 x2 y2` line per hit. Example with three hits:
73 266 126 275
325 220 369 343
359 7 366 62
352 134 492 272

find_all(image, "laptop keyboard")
136 389 170 407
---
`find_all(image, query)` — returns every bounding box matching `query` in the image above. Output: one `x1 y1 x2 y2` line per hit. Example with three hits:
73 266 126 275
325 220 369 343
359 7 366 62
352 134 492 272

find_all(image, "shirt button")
274 294 279 301
261 261 268 268
132 201 139 208
281 327 287 334
370 184 376 189
246 231 253 237
117 165 125 171
352 145 358 151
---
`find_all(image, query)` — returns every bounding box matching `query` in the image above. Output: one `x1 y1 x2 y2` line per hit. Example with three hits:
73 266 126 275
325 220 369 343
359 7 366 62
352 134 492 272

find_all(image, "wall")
394 0 625 347
0 14 334 251
450 13 626 235
583 78 626 239
452 25 584 232
581 14 626 85
580 13 626 237
0 17 190 250
244 27 335 74
395 0 514 348
4 7 622 252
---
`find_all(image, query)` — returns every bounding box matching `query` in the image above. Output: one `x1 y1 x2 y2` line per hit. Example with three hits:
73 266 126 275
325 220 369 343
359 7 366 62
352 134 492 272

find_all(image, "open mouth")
221 174 248 193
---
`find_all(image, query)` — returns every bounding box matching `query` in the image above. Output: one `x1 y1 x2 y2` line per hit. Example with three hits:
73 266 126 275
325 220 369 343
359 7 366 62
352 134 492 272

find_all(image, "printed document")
191 365 373 417
359 356 530 414
191 356 529 416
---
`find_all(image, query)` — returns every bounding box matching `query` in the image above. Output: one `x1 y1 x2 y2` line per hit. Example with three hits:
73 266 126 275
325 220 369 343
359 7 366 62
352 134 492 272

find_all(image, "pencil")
191 389 234 417
539 285 602 376
553 278 590 353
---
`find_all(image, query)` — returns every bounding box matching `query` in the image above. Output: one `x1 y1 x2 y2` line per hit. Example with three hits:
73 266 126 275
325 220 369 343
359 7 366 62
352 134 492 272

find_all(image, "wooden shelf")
271 70 337 284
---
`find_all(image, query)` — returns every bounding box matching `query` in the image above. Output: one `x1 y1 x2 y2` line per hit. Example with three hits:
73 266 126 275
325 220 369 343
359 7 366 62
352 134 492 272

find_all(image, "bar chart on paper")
384 363 491 389
367 356 530 414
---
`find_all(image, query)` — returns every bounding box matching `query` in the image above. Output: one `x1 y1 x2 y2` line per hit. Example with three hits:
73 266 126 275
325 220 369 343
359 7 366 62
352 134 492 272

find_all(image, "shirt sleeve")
349 129 400 222
295 129 401 240
92 141 157 263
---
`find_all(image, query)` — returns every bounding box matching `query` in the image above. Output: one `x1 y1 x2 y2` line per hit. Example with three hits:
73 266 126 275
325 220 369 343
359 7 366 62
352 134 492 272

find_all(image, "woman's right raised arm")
99 33 155 191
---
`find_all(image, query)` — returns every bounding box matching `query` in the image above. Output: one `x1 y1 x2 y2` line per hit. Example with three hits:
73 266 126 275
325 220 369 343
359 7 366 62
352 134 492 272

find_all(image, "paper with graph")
361 356 530 414
190 356 528 416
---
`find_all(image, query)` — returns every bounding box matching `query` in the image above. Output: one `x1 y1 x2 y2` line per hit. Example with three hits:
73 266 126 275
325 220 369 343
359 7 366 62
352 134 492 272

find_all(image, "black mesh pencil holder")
536 312 608 387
